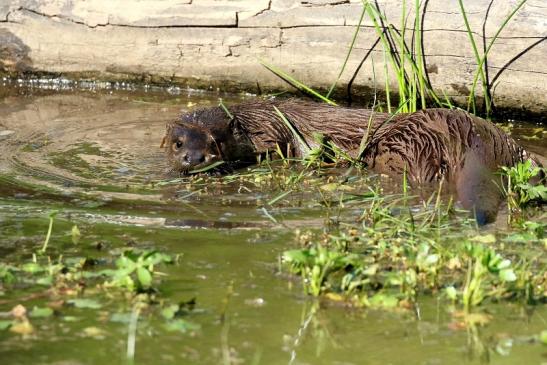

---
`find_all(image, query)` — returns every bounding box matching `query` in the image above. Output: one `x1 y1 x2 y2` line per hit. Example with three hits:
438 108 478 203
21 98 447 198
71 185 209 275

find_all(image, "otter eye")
175 141 183 149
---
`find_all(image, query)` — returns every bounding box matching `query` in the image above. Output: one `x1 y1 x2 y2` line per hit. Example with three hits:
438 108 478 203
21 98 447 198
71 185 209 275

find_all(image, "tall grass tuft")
362 0 443 112
260 0 528 119
458 0 528 117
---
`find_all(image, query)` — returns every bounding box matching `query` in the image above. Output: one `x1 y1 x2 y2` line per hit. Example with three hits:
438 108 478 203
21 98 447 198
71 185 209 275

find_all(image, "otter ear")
160 135 167 148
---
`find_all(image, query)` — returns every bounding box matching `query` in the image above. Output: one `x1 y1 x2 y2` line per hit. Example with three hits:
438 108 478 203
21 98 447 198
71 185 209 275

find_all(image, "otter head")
162 121 224 174
162 108 256 175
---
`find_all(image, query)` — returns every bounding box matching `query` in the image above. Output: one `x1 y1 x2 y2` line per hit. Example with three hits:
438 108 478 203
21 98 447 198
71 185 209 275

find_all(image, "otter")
162 99 543 223
161 99 389 172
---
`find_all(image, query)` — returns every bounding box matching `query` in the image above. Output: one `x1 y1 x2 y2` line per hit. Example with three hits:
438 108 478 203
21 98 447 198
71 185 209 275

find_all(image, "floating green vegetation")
0 212 198 345
501 160 547 224
154 156 546 317
282 206 545 314
238 160 546 316
268 159 545 327
48 142 113 180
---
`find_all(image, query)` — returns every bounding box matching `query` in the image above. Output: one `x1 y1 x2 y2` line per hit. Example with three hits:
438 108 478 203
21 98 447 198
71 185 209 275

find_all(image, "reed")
261 0 527 118
458 0 528 116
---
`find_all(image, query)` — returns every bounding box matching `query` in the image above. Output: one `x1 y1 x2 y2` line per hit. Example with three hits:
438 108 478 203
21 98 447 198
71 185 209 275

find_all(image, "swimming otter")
162 99 543 223
162 99 389 173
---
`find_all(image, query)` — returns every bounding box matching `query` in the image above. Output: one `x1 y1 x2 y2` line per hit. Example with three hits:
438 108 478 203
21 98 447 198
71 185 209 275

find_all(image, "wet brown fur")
164 99 388 162
163 99 542 223
362 108 533 183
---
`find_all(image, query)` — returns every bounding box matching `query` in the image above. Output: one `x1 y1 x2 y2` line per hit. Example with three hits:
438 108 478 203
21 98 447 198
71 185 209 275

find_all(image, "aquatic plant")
40 210 58 253
278 178 543 312
104 250 173 292
502 160 546 207
461 240 517 312
283 245 361 296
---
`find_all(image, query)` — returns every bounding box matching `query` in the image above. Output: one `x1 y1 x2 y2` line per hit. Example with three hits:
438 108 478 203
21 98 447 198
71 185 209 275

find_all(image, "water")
0 82 545 364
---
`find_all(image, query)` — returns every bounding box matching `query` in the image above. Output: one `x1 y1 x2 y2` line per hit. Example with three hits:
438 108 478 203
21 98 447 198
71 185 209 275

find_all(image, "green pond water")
0 79 546 365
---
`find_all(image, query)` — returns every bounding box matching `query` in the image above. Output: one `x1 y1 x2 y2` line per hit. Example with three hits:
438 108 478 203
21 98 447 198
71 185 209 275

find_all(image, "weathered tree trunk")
0 0 545 116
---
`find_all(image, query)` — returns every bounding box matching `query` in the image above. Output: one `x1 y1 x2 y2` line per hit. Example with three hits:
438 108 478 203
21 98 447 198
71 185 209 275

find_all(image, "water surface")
0 80 545 365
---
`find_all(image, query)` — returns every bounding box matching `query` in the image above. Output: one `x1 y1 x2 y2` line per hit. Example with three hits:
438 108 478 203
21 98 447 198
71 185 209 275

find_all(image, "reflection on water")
0 82 545 365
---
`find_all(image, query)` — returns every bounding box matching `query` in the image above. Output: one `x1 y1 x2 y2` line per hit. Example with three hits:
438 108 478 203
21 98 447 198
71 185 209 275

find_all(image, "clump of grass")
273 168 544 313
261 0 528 118
458 0 528 116
362 0 443 113
501 160 547 223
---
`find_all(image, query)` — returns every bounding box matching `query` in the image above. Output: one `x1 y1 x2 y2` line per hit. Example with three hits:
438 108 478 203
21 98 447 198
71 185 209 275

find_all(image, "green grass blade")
273 106 312 155
457 0 489 114
218 99 234 119
467 0 528 115
383 49 392 113
189 160 226 174
414 0 426 110
260 60 337 105
326 2 368 99
268 190 293 206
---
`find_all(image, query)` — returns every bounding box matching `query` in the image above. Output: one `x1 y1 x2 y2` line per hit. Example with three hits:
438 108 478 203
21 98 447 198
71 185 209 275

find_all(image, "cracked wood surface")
0 0 545 114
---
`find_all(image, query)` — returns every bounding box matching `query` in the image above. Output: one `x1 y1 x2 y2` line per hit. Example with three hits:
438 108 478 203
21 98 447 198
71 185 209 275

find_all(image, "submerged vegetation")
0 226 191 336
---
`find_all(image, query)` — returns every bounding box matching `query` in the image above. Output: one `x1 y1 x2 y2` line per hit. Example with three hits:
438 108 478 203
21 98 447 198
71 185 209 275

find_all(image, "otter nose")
182 151 206 165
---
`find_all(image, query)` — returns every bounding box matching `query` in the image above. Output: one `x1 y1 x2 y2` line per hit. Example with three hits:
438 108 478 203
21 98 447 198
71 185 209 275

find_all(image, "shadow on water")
0 79 545 365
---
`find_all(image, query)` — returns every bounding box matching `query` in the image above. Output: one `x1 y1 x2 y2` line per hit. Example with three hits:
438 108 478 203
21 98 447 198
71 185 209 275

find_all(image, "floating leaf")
10 320 34 335
368 293 399 309
282 250 311 265
496 259 512 270
161 305 180 320
71 225 81 244
325 293 345 302
30 307 54 318
82 326 105 338
0 265 16 284
11 304 26 318
445 286 458 301
21 263 44 274
62 316 79 322
137 267 152 289
141 251 172 266
110 313 132 323
67 299 102 309
164 319 200 333
499 269 517 282
0 320 12 330
36 276 53 286
470 234 496 244
320 183 340 192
